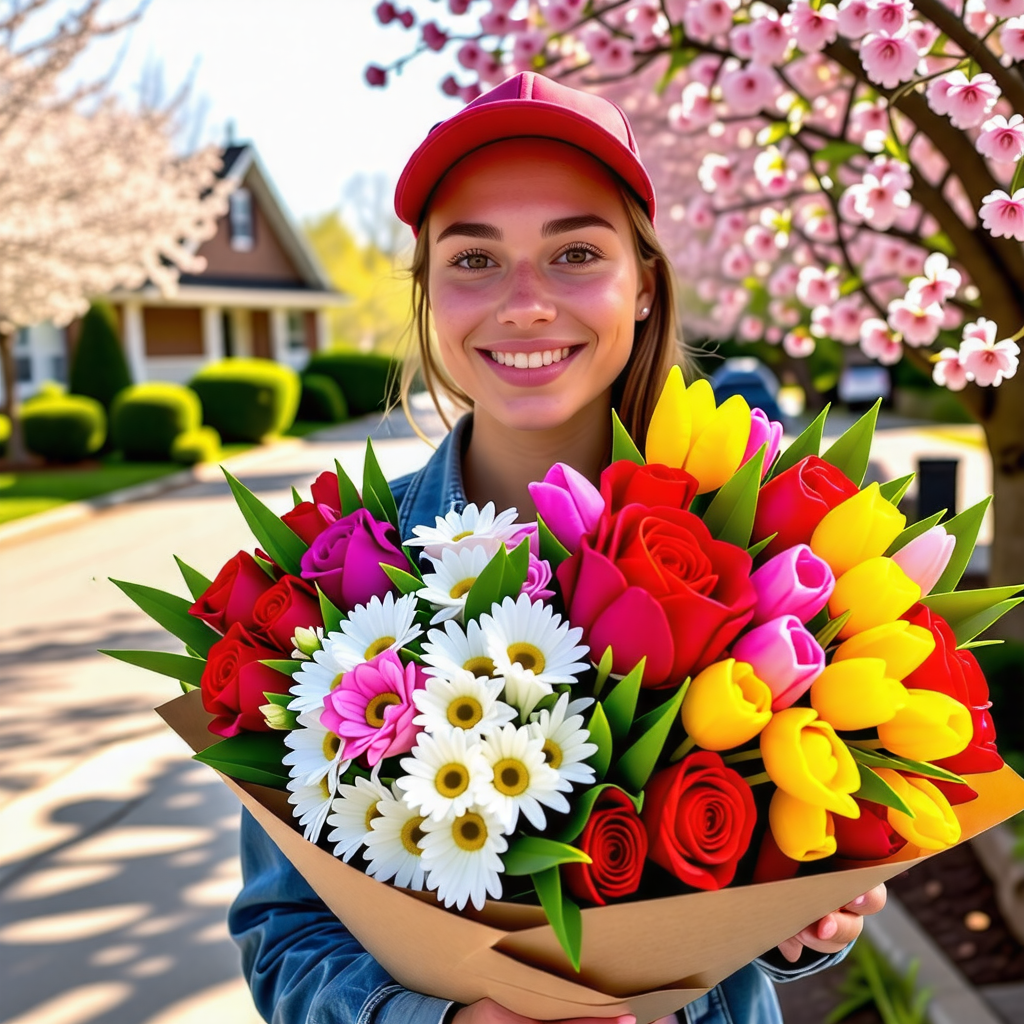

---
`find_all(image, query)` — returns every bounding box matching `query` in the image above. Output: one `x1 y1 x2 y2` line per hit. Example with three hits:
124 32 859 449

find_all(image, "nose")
496 259 557 329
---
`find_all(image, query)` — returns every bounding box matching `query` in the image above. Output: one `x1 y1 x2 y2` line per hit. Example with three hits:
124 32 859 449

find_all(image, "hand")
452 999 636 1024
776 884 887 963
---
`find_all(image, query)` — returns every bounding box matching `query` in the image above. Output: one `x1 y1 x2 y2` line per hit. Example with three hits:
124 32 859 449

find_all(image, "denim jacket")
228 415 850 1024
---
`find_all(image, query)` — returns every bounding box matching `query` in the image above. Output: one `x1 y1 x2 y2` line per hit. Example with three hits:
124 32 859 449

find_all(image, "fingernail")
852 895 867 907
820 916 838 939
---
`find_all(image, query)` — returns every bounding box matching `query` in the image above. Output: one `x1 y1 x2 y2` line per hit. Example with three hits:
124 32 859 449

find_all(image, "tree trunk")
0 329 27 464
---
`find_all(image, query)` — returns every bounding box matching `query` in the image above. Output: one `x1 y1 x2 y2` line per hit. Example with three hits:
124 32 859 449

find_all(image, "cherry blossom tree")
0 1 230 459
370 0 1024 631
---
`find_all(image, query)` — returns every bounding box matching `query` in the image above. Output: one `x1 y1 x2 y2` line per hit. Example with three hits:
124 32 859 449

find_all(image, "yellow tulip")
877 689 972 761
645 368 752 494
829 557 921 640
809 658 908 731
832 620 936 680
760 707 861 817
769 789 837 862
874 769 961 850
680 659 773 750
810 483 906 577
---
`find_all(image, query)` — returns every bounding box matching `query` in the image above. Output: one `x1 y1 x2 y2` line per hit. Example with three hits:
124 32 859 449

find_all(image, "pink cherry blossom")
784 330 816 357
980 188 1024 240
866 0 913 35
966 1 996 33
787 0 839 52
986 0 1024 14
739 314 765 340
932 348 970 390
770 298 802 327
860 32 920 89
698 152 737 192
729 21 756 57
860 318 904 364
745 224 780 260
811 305 835 338
887 297 944 347
719 63 780 115
750 15 792 64
907 252 961 306
836 0 872 38
942 71 1000 130
513 30 547 65
907 19 941 53
796 265 840 306
832 296 869 343
1000 17 1024 59
540 0 577 31
690 54 725 87
959 320 1020 385
769 263 801 298
678 81 717 129
722 244 753 279
687 196 716 230
697 0 737 36
592 36 635 75
457 41 483 70
976 114 1024 162
846 172 911 230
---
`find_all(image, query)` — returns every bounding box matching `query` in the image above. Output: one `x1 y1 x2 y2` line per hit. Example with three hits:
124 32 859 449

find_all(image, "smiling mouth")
487 346 575 368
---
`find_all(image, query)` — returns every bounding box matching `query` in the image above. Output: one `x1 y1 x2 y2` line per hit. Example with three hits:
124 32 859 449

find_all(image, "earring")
638 306 650 319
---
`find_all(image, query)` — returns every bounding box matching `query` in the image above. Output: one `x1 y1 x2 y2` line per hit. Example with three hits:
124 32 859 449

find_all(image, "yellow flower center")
364 635 396 659
400 815 427 855
541 740 563 770
330 672 345 690
365 692 402 727
452 811 488 852
319 777 331 799
365 801 383 832
451 530 474 542
449 577 476 600
322 732 342 761
435 762 470 798
463 656 496 677
492 757 530 796
506 642 545 675
447 697 483 729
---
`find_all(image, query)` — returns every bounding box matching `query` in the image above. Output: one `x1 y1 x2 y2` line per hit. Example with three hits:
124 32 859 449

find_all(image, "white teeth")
488 347 573 366
528 351 543 368
514 352 529 368
562 347 570 358
552 349 562 362
542 350 553 365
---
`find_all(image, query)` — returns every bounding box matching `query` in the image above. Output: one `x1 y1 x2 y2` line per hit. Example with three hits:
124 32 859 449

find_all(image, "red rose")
833 799 907 860
201 622 292 736
252 575 324 651
310 471 343 511
751 456 859 560
190 551 276 634
642 751 757 890
282 501 336 545
600 461 699 515
557 506 756 687
562 789 648 906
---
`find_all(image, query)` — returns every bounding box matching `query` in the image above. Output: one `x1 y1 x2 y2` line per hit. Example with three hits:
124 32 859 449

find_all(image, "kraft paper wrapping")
158 690 1024 1023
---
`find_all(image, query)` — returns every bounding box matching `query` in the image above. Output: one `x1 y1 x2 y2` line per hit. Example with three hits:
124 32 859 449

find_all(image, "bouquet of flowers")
110 369 1024 1022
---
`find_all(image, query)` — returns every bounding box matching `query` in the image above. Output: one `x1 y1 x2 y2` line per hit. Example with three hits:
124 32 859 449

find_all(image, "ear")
636 261 656 319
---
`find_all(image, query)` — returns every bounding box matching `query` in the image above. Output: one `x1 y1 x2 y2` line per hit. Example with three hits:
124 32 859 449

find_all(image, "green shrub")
111 382 202 461
69 301 132 410
23 395 106 462
0 413 10 457
298 372 349 423
171 426 222 465
976 641 1024 756
189 358 300 442
304 350 399 417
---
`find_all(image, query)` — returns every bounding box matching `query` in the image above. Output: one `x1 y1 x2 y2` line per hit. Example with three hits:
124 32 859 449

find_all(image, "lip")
477 342 584 387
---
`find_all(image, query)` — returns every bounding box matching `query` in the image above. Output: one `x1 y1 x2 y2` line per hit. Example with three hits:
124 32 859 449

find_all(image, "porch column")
315 309 329 352
270 308 289 363
122 301 146 382
202 306 225 362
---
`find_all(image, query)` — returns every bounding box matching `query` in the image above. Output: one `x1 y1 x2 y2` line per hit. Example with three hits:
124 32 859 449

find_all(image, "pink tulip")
891 526 956 595
750 545 835 625
528 463 604 553
731 616 826 711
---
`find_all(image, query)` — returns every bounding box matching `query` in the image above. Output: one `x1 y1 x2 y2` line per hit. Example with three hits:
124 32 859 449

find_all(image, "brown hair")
398 184 690 451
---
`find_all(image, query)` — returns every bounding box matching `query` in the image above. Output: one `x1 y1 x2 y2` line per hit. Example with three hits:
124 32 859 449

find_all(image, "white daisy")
412 669 517 741
477 722 569 831
405 502 522 561
363 783 430 891
282 710 352 792
328 592 423 669
419 805 508 910
418 545 492 624
288 638 350 716
396 728 492 823
326 773 391 862
528 693 599 792
422 618 499 680
287 774 335 844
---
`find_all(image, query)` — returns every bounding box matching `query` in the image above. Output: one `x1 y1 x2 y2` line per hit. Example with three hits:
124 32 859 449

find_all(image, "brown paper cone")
158 690 1024 1023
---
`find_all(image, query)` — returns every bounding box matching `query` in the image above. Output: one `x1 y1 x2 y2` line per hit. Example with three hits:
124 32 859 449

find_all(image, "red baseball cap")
394 72 656 230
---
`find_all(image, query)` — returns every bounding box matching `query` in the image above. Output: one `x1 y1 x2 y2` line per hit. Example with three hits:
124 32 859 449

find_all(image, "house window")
14 328 32 384
286 312 307 353
229 188 255 251
50 354 67 382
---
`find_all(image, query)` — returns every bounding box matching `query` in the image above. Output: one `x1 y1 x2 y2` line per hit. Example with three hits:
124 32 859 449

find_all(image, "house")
11 142 345 397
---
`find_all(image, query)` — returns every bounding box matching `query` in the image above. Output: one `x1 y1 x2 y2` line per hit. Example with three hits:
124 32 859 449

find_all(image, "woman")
229 73 885 1024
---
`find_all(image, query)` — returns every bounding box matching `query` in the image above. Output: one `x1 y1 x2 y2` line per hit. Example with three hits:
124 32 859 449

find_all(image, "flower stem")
670 735 696 762
744 772 772 786
723 748 763 764
848 739 884 750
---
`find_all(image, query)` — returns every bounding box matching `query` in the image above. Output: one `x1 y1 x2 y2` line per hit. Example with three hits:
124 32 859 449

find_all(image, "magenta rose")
300 508 407 611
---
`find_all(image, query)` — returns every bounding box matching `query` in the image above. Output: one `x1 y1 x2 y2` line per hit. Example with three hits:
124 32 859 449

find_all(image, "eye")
449 248 496 270
555 243 603 266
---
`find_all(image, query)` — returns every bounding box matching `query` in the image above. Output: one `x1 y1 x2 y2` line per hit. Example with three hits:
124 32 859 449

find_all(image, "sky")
74 0 461 227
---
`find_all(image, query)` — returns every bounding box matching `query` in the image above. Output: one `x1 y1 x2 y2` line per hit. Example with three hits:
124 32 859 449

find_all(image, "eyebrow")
434 214 616 244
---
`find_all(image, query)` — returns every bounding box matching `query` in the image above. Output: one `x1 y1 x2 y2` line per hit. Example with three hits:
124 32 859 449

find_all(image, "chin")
483 395 583 433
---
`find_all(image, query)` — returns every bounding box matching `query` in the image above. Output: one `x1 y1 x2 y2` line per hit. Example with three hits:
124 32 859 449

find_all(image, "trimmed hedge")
303 350 399 417
69 301 132 411
23 395 106 462
111 382 202 461
298 372 349 423
189 358 300 442
0 413 10 457
171 426 222 465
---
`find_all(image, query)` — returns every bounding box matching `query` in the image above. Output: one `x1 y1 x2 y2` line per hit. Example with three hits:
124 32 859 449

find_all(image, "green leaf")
530 867 582 972
193 732 290 787
318 584 345 634
759 121 790 145
878 473 915 507
849 746 964 785
593 646 614 698
464 546 511 622
382 564 425 594
931 497 991 594
260 658 303 677
703 444 765 548
602 659 645 743
821 400 880 487
263 692 293 707
611 408 644 466
223 469 307 576
100 648 206 686
586 702 614 782
921 585 1024 644
556 784 643 843
174 555 212 601
814 141 864 167
291 486 303 507
958 638 1004 650
537 515 571 569
110 579 221 657
886 510 947 556
770 405 830 479
815 610 852 649
746 533 776 559
261 702 298 731
503 837 591 876
614 680 689 792
854 763 913 816
180 679 199 693
253 553 277 578
334 459 363 516
506 537 531 593
948 598 1023 647
362 438 400 530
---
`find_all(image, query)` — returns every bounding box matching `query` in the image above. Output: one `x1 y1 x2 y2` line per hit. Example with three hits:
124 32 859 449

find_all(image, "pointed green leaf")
110 579 221 657
193 732 290 787
100 648 206 686
537 515 571 569
849 745 964 785
602 659 645 742
815 610 852 649
556 783 643 843
878 473 915 507
263 692 294 708
253 553 277 578
958 638 1004 650
291 486 303 507
947 598 1023 647
464 546 511 623
771 405 830 479
886 510 946 556
506 537 531 593
503 837 591 876
614 681 689 792
586 702 613 782
180 680 199 693
260 659 304 677
593 646 614 698
921 585 1024 644
530 867 582 972
854 763 913 816
223 469 307 576
362 438 400 529
334 459 363 516
174 555 212 601
611 408 644 466
747 533 776 559
318 584 345 634
931 497 991 594
821 400 880 487
383 565 425 594
703 444 764 548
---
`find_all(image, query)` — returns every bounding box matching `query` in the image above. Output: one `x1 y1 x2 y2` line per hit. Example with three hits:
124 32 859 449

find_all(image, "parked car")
710 358 784 421
837 364 892 410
